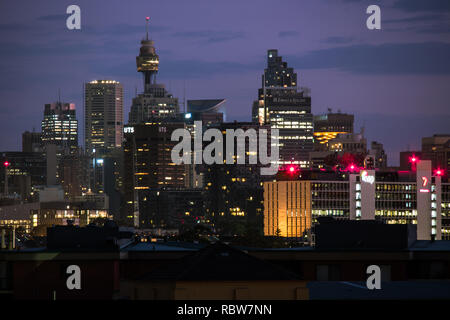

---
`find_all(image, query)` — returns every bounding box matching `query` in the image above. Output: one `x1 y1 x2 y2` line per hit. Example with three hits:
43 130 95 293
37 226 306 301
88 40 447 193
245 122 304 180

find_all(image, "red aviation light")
3 161 10 167
285 164 299 176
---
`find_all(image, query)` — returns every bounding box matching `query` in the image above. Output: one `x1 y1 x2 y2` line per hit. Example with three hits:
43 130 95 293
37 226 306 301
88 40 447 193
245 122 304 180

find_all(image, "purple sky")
0 0 449 165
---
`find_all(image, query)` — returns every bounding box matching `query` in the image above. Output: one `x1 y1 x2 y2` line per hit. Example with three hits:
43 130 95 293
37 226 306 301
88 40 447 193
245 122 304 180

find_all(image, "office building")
422 134 449 173
84 80 123 154
41 102 78 153
22 131 43 153
369 141 387 169
186 99 226 125
128 20 179 124
252 49 313 167
203 122 272 234
122 121 188 226
0 152 47 201
264 160 448 240
328 130 367 153
137 189 205 228
313 111 354 151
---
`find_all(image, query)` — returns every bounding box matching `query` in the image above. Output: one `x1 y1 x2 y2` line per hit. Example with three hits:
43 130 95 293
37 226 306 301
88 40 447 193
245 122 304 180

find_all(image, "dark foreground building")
1 219 450 300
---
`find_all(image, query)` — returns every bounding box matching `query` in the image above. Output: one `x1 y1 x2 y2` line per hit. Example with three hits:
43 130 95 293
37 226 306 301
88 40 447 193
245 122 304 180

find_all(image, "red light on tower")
435 169 443 176
410 156 417 163
3 161 10 167
146 16 150 21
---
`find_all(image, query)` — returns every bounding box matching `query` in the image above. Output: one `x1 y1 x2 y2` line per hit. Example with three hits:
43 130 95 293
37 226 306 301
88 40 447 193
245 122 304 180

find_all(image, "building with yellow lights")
264 161 449 241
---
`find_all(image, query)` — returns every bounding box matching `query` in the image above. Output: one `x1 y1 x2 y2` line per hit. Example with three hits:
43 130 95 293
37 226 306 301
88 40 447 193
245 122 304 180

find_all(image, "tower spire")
136 16 159 92
145 16 150 40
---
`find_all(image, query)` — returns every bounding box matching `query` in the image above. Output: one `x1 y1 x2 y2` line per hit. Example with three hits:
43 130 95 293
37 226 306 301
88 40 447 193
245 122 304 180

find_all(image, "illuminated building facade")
30 198 110 236
328 131 367 153
264 160 447 240
313 112 354 150
84 80 123 154
252 49 313 167
264 180 312 238
41 102 78 153
122 121 188 226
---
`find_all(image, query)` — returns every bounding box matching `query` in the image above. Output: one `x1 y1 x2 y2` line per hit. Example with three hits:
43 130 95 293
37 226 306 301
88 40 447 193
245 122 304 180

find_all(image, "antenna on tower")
145 16 150 40
58 88 61 104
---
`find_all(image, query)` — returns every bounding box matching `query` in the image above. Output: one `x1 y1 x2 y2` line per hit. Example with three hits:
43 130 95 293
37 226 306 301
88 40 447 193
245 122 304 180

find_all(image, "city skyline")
0 0 449 165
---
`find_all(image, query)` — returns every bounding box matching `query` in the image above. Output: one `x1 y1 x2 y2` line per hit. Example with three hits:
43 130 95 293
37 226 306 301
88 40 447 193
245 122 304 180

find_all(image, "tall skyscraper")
252 49 313 167
122 121 188 226
41 102 78 153
128 18 179 124
84 80 124 154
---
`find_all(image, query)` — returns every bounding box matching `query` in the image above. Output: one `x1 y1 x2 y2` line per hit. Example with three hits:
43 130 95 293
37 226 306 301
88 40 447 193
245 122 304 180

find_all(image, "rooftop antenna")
183 80 186 113
58 88 61 104
145 16 150 40
263 72 266 124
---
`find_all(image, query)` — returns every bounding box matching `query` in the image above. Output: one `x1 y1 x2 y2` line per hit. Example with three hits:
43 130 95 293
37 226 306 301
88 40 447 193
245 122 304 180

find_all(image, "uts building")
264 160 449 241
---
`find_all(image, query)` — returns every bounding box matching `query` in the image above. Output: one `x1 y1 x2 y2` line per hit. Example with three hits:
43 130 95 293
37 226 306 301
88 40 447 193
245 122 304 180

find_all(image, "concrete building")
84 80 123 154
264 160 447 241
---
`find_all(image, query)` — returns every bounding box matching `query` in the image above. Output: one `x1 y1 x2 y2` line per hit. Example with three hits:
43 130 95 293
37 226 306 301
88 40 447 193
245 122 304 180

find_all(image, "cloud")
383 13 450 34
171 30 244 43
0 23 33 31
290 42 450 75
37 14 67 21
384 13 448 24
393 0 450 12
86 24 169 36
278 31 299 38
158 59 260 78
322 36 354 44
